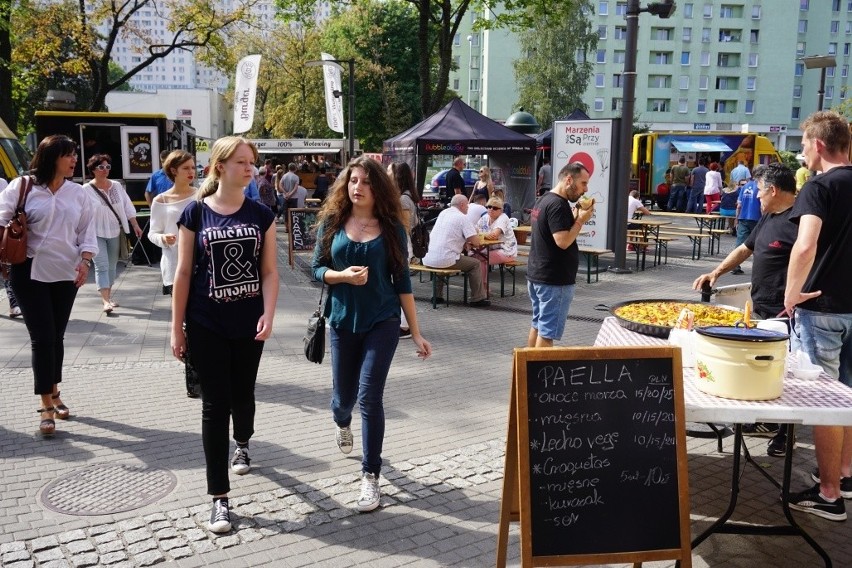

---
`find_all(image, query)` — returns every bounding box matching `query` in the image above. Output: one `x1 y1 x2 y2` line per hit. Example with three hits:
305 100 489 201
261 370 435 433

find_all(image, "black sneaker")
741 422 780 437
208 498 231 533
231 445 250 475
430 297 445 304
766 431 795 457
399 328 412 339
731 267 745 275
788 484 847 521
810 468 852 499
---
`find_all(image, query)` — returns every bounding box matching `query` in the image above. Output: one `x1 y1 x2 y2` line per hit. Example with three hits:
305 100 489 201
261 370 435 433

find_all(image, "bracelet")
81 258 92 268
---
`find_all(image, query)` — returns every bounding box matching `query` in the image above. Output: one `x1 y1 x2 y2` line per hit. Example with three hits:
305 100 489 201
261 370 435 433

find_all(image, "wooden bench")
578 247 611 283
658 230 708 260
409 265 467 308
497 259 526 297
709 228 730 255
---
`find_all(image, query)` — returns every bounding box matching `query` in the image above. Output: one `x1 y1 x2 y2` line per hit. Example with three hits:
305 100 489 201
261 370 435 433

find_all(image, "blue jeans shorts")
791 308 852 387
528 281 575 341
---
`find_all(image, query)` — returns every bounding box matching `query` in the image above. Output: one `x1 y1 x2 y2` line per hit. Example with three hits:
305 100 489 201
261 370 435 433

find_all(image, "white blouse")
0 177 98 282
477 212 518 257
83 180 137 237
148 193 195 286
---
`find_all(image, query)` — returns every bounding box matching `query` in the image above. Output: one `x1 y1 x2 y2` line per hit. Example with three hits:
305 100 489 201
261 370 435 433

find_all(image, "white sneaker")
9 306 21 318
208 498 231 533
336 425 353 454
357 472 381 512
231 445 251 475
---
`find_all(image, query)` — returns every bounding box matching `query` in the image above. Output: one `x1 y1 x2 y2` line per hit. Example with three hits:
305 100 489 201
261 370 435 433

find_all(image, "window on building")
795 62 804 76
615 26 627 39
702 28 711 42
453 33 460 46
747 76 757 90
703 4 712 18
797 42 806 56
683 27 692 41
799 20 808 33
683 3 693 18
599 1 608 15
793 85 802 97
599 25 607 39
614 51 626 63
699 75 709 89
576 49 587 63
648 99 670 112
719 29 741 42
846 43 851 55
470 34 480 46
653 27 673 40
842 89 847 100
681 51 691 65
833 0 841 10
612 98 623 111
679 75 690 89
697 99 707 113
800 0 809 10
843 64 849 77
716 76 738 89
826 86 835 99
828 66 836 78
829 43 838 55
470 79 479 91
750 30 759 43
793 107 801 120
594 98 605 111
597 49 606 63
745 100 755 114
702 52 711 66
832 21 841 34
648 75 672 88
453 79 460 90
752 5 761 19
616 2 627 16
678 98 689 113
748 53 758 66
715 100 736 113
651 52 672 64
847 22 852 34
849 0 852 11
595 73 605 87
613 74 623 87
453 55 461 67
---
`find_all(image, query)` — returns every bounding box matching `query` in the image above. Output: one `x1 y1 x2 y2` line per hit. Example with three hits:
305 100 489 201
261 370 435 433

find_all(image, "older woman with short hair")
474 196 517 296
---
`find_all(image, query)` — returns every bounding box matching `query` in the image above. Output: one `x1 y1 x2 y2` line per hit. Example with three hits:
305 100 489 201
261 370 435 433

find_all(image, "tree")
0 0 14 131
513 0 597 127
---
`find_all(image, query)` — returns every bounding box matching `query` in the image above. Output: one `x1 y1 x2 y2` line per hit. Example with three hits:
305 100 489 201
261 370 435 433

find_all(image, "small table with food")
594 301 852 567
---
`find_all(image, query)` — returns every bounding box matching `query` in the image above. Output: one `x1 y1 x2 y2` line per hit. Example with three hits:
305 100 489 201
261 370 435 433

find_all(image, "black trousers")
11 258 78 395
186 320 264 495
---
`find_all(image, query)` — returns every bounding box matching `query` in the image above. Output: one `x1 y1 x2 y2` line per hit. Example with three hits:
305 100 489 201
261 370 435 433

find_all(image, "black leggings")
186 320 264 495
10 258 78 395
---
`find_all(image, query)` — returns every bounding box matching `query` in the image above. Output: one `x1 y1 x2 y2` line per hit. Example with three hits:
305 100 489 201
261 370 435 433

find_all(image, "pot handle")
747 354 775 367
594 303 611 312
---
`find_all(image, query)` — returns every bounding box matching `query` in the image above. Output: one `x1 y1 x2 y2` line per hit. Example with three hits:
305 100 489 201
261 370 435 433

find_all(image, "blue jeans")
528 281 576 341
330 318 400 476
735 219 757 248
791 308 852 387
687 187 704 213
94 235 120 290
667 185 687 212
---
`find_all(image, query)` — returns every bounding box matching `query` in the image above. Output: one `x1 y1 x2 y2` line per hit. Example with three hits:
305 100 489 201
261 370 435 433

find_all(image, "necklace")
356 218 377 232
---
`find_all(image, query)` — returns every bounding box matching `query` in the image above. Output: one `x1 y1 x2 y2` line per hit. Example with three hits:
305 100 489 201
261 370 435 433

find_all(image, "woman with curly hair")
311 157 432 512
470 165 495 202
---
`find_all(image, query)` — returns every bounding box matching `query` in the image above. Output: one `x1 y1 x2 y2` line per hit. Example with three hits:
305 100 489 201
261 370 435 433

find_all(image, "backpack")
410 206 429 259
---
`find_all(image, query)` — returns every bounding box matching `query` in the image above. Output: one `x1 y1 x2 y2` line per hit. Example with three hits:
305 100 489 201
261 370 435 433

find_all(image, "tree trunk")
0 0 16 131
416 0 431 118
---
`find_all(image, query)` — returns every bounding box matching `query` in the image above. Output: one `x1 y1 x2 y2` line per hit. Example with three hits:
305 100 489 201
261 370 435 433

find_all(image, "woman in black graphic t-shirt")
171 136 278 535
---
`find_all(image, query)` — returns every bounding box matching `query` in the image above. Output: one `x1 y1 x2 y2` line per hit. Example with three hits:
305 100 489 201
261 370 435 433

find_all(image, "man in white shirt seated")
422 194 490 307
466 193 487 224
627 190 651 227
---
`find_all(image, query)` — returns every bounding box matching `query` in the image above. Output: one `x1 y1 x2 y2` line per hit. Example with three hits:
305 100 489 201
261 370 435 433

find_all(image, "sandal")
109 299 119 308
103 304 113 313
52 392 70 420
38 407 56 437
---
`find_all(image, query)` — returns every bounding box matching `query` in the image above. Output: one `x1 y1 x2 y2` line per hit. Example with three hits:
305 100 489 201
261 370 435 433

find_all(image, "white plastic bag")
669 328 697 368
789 350 823 380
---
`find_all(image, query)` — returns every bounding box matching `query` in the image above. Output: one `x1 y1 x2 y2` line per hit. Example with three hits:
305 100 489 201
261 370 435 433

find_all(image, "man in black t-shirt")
693 163 797 457
526 162 594 348
443 157 467 203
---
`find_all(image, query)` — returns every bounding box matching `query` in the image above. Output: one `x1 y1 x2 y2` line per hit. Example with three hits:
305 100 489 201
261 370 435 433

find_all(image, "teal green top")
311 223 412 333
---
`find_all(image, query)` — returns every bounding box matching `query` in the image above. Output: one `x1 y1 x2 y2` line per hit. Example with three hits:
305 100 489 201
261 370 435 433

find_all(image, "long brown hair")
31 135 77 186
388 161 420 202
315 156 406 276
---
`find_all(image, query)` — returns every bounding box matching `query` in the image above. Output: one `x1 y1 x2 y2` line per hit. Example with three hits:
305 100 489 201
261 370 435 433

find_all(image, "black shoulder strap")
89 183 123 227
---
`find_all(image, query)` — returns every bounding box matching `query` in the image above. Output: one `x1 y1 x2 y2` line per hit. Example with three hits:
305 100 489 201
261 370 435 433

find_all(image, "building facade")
449 1 851 150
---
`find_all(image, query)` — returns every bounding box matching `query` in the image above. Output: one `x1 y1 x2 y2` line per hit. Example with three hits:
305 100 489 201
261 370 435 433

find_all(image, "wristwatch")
81 258 92 267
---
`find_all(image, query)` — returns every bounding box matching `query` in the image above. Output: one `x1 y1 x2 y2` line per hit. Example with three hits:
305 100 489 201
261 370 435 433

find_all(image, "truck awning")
670 140 733 153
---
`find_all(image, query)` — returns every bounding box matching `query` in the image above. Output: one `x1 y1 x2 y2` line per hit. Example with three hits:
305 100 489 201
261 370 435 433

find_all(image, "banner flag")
322 52 345 133
233 54 262 134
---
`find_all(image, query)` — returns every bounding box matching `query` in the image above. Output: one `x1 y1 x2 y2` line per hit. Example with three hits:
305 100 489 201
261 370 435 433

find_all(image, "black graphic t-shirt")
180 199 275 338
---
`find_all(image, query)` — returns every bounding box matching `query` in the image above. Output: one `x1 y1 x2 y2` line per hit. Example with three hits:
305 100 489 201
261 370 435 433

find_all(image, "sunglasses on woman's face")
95 164 111 171
485 205 501 210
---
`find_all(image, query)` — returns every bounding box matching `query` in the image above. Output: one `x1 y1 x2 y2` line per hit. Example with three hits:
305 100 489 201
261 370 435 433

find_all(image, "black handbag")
410 207 429 259
304 284 327 364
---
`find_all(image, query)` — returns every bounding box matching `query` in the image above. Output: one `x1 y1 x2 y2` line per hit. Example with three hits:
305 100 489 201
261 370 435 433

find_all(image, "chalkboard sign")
497 346 691 567
287 208 319 266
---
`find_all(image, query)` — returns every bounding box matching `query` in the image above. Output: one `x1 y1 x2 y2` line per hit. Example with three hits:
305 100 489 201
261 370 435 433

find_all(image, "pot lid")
696 326 789 342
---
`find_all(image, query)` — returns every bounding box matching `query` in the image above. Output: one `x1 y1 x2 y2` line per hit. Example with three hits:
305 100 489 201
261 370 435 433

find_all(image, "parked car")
420 168 478 206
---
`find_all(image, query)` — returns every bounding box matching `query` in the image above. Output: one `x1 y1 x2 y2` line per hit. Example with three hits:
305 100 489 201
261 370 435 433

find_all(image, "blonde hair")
197 136 258 200
486 197 504 209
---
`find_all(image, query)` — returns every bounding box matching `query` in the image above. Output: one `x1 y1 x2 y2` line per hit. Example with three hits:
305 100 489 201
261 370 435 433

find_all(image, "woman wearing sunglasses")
84 154 143 313
474 197 517 296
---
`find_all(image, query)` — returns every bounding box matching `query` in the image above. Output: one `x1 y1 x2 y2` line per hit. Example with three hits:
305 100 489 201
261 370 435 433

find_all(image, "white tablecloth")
595 317 852 426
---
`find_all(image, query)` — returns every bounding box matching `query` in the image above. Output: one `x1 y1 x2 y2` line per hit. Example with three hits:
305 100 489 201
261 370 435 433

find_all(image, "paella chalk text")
524 357 682 553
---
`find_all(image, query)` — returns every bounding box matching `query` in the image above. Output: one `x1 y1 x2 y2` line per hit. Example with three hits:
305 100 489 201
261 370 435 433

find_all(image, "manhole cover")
41 463 177 516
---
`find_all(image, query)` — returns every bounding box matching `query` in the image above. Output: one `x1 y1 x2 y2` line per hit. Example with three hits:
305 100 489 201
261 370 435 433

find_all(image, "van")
0 118 33 182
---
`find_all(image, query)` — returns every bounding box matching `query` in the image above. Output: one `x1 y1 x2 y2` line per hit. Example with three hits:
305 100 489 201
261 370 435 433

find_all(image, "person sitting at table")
422 194 489 307
474 197 518 297
719 182 741 235
467 192 487 224
627 190 651 228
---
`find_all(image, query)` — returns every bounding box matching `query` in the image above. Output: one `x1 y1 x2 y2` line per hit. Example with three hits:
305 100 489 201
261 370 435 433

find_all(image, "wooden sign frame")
287 208 319 267
497 346 691 567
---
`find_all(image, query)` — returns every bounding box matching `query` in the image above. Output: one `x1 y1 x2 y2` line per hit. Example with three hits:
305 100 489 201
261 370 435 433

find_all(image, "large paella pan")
600 299 743 339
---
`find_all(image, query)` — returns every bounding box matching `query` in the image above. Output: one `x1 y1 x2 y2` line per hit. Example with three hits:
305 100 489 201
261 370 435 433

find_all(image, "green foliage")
513 0 597 127
778 150 801 172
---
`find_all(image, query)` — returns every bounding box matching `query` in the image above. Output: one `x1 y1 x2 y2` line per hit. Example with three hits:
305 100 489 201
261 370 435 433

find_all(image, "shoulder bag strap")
17 176 33 211
89 183 124 227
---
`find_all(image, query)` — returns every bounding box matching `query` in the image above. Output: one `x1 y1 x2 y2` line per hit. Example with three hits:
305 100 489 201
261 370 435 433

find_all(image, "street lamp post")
467 35 474 106
306 58 356 160
801 55 837 112
612 0 676 273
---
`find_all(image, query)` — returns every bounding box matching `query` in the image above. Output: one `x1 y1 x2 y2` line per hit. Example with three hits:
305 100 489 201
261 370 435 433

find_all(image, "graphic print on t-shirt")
202 223 262 302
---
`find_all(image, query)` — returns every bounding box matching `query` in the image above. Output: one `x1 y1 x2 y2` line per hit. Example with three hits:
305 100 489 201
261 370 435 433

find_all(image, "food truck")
632 132 780 209
34 111 196 203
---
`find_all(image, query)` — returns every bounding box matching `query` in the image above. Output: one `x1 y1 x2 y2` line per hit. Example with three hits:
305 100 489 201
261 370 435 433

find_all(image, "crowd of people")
2 111 851 533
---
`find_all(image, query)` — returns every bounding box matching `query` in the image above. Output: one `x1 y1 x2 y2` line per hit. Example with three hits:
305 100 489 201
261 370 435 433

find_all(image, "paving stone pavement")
1 227 851 567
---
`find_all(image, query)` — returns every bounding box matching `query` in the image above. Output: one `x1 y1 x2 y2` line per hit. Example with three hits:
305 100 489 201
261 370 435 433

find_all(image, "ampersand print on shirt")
202 223 262 302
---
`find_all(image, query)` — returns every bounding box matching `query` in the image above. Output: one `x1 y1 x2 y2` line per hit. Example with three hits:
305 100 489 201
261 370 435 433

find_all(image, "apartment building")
450 1 852 150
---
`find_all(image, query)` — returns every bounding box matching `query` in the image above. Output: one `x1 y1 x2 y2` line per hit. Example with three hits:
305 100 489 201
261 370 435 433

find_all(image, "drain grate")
41 463 177 516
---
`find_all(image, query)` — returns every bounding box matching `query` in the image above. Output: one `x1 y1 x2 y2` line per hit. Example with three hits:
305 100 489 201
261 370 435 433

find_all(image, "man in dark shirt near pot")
693 162 798 457
526 162 595 347
443 157 467 203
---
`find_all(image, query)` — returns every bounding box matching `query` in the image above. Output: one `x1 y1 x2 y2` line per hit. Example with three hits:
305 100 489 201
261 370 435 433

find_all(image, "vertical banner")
322 53 345 134
551 120 613 250
233 54 262 134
